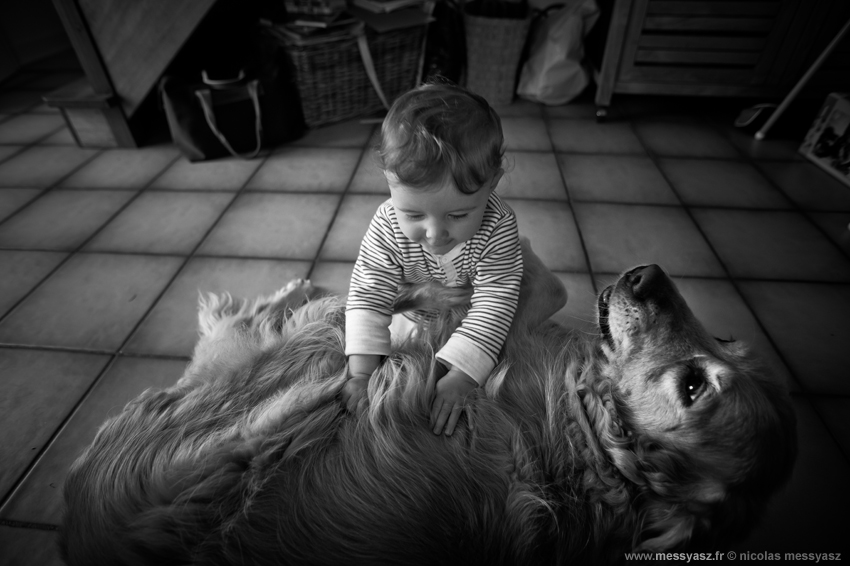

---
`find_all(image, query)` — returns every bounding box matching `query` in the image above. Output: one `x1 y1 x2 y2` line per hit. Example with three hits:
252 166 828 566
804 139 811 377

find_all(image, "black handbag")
161 67 305 161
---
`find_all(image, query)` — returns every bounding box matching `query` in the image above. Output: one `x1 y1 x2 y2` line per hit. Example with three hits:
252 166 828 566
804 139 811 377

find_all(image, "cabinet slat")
647 2 781 17
644 16 775 33
638 35 766 51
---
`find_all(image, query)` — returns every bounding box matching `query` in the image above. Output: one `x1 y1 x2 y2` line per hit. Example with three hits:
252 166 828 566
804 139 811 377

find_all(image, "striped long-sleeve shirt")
345 193 522 384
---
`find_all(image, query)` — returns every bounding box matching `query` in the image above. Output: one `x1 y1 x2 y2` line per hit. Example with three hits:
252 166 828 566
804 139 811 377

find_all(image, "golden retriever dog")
60 242 796 566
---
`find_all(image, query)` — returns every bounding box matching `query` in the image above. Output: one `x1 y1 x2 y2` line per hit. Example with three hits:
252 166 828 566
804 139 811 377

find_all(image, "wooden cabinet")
595 0 850 117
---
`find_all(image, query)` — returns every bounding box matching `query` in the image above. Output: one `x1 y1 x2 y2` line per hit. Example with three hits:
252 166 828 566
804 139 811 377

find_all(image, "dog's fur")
60 243 796 566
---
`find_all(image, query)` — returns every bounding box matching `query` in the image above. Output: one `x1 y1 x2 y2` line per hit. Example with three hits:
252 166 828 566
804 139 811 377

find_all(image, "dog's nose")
628 264 663 300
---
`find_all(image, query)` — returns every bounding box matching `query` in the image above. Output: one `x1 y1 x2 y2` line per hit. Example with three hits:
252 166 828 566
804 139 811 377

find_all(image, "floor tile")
40 127 76 145
320 194 387 261
499 152 566 200
733 397 850 553
549 119 645 154
0 114 64 144
151 156 262 191
807 211 850 254
60 147 179 189
506 199 587 272
0 250 66 318
0 145 23 164
85 191 234 254
289 119 375 148
0 145 98 187
0 254 183 351
558 154 678 204
494 99 544 118
3 56 849 560
0 90 43 114
0 187 42 221
501 116 551 151
614 96 700 121
810 397 850 461
246 146 361 192
347 149 388 194
0 357 186 525
635 120 739 158
124 257 310 357
574 203 724 276
198 192 340 259
310 260 355 298
737 281 850 395
759 162 850 211
543 103 602 120
723 127 805 161
692 209 850 281
0 526 64 566
0 348 110 501
672 276 796 392
0 189 135 251
659 158 793 208
551 271 598 335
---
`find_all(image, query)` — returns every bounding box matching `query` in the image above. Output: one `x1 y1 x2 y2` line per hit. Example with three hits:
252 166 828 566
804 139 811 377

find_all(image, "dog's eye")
714 336 735 343
680 367 706 406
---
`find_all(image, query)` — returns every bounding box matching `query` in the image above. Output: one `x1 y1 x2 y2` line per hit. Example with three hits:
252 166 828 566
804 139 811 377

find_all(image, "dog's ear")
627 438 705 551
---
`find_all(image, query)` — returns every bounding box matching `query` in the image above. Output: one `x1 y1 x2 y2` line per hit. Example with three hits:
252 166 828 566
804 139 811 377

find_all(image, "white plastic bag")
517 0 600 105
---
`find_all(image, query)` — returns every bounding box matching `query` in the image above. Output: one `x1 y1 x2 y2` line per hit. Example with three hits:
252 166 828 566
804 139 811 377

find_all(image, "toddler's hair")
377 82 504 194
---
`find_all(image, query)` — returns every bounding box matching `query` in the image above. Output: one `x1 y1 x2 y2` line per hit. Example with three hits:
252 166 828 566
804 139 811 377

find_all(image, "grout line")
626 118 812 395
543 117 600 294
306 126 376 281
0 150 107 327
0 152 185 327
747 158 850 260
711 121 850 467
0 151 208 514
0 354 121 514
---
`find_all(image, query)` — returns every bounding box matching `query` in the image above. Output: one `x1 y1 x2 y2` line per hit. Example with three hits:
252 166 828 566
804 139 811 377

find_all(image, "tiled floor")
1 52 850 564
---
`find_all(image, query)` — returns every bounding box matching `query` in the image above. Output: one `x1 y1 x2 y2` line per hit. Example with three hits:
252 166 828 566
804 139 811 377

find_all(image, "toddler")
342 82 522 436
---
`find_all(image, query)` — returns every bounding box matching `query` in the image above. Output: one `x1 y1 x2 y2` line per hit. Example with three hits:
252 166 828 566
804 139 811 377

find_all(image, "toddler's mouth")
425 241 453 254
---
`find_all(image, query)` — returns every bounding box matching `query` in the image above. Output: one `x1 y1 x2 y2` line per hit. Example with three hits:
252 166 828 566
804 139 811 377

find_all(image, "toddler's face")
387 173 496 256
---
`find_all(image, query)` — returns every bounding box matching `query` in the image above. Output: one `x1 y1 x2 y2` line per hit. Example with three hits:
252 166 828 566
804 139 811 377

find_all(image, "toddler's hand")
430 367 478 436
341 375 369 412
342 354 380 412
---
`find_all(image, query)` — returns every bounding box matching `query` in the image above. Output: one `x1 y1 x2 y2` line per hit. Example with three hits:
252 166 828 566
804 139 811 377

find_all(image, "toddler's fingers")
429 396 441 427
432 400 452 435
444 404 464 436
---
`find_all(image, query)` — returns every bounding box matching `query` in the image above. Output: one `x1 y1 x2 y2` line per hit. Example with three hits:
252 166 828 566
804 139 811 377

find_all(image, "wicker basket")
280 25 426 128
464 12 531 106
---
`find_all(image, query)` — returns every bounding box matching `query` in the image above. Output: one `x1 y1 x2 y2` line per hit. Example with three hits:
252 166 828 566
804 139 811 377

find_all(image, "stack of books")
350 0 429 13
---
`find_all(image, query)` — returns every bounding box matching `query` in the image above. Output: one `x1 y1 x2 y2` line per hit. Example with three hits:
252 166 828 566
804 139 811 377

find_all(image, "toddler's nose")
425 222 447 241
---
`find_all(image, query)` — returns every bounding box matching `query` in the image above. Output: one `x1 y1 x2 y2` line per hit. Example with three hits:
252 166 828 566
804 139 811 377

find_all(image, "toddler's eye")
405 214 423 221
448 214 468 221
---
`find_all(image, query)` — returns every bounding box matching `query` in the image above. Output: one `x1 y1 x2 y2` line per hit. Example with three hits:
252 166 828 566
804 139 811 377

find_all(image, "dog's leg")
511 237 567 332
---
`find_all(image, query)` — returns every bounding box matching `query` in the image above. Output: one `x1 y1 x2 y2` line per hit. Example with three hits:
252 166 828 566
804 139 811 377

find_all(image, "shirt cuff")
345 309 392 357
436 334 496 386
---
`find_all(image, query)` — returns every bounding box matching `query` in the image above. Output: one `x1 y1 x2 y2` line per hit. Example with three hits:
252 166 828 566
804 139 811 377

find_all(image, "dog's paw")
271 279 314 307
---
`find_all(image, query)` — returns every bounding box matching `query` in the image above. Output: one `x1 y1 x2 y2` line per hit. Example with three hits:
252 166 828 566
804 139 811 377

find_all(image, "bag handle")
202 69 246 87
195 79 263 160
355 30 390 110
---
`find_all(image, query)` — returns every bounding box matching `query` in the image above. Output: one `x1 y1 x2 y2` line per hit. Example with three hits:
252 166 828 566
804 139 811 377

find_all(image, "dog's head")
597 265 796 551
